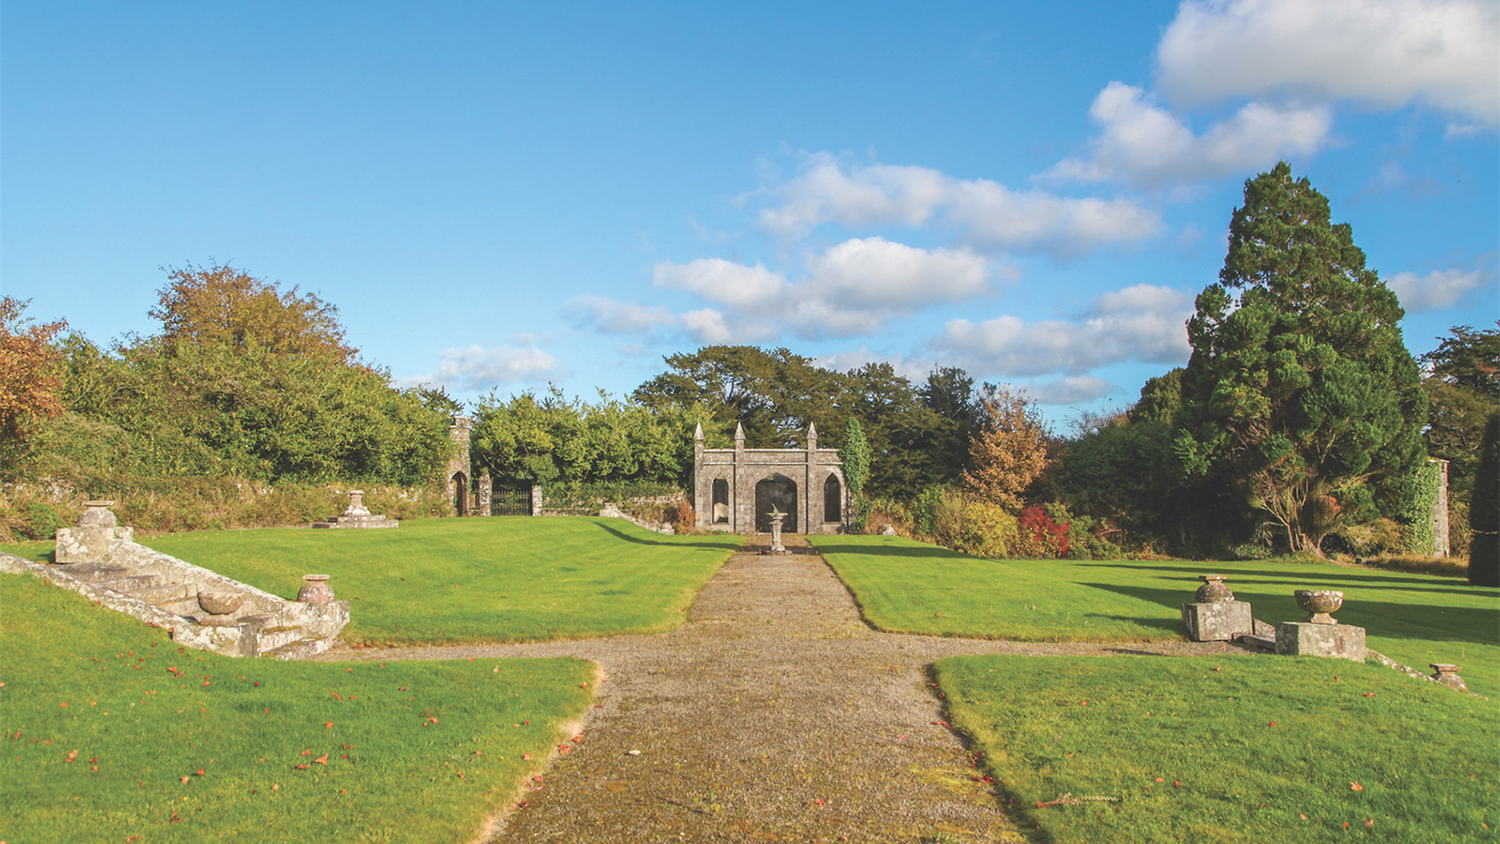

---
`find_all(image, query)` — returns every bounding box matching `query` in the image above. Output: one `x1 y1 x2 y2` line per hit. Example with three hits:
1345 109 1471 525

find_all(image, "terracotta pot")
297 574 336 603
1294 589 1343 624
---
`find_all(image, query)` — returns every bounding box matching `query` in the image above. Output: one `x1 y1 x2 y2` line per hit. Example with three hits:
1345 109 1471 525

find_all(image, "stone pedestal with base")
1182 600 1254 641
55 501 134 563
313 490 398 529
1275 622 1366 662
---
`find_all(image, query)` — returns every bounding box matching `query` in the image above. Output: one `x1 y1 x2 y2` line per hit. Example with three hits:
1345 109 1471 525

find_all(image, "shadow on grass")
1093 561 1496 596
1079 581 1500 648
588 520 745 551
812 541 964 560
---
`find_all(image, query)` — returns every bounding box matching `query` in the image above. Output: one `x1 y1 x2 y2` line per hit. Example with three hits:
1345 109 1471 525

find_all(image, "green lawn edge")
935 654 1498 844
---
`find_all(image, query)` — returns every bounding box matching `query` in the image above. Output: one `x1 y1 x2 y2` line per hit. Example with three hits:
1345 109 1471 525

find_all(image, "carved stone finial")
694 422 704 441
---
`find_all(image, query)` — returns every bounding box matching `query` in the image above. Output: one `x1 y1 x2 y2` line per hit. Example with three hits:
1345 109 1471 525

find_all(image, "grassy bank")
4 517 742 647
937 655 1497 844
810 535 1500 697
0 571 594 844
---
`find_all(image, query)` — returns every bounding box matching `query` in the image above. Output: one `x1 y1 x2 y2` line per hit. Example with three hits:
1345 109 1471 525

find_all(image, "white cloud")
1047 82 1334 189
564 295 677 334
1157 0 1500 127
1387 267 1492 311
647 238 999 341
677 307 779 344
401 344 558 392
757 154 1162 255
931 284 1192 377
1022 376 1119 405
812 347 935 382
652 258 787 308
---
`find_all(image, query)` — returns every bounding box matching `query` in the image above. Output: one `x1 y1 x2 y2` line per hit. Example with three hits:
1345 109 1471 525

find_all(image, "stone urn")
1294 589 1343 624
197 591 244 615
1195 575 1234 603
78 500 119 528
297 574 336 603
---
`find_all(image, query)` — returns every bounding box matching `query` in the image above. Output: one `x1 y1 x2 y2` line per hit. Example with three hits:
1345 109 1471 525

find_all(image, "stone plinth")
313 490 398 529
55 501 133 563
1182 600 1254 641
1275 621 1366 662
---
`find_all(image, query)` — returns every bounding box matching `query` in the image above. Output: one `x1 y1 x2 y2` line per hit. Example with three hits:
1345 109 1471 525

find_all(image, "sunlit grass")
0 571 595 843
810 535 1500 696
938 654 1498 844
5 516 743 647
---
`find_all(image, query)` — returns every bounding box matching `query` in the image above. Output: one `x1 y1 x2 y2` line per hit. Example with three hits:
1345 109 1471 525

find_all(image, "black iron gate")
490 485 532 516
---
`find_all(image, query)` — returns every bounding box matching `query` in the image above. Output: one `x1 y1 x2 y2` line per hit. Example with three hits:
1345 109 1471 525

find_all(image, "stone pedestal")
1182 600 1254 641
313 490 398 529
55 501 133 563
1275 621 1366 662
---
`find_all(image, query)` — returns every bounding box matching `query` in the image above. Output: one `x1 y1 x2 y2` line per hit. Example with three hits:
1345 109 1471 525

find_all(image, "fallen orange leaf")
313 754 328 765
1351 782 1364 791
63 750 78 763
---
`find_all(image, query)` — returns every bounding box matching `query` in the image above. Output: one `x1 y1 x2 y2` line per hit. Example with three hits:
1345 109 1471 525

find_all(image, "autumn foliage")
151 263 356 364
0 297 67 466
962 387 1049 512
1014 505 1070 558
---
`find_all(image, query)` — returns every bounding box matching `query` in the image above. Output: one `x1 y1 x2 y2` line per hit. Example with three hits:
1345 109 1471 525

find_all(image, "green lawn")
810 535 1500 697
5 516 743 646
938 655 1498 844
1 570 595 844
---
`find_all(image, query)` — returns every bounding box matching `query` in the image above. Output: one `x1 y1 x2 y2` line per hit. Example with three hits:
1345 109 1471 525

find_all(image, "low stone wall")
0 542 348 659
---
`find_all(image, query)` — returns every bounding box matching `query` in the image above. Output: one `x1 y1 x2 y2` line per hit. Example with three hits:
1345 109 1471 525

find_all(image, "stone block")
54 526 133 564
1181 600 1254 641
1275 621 1367 662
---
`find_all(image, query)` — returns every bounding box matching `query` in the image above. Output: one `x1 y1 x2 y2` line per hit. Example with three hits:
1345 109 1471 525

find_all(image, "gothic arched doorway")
754 475 798 533
824 474 842 524
451 471 468 516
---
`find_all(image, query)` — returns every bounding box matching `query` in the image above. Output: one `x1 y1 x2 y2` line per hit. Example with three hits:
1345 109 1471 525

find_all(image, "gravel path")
320 540 1251 843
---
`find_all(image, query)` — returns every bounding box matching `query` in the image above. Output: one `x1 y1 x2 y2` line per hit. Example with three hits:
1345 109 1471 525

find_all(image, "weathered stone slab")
1275 621 1367 662
1182 600 1254 641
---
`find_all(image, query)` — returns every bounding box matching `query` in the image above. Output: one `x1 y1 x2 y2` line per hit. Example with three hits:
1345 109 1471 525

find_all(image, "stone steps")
54 562 129 583
96 573 163 593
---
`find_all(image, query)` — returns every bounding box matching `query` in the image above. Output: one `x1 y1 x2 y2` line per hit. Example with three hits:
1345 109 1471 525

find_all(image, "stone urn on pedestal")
1294 590 1343 624
1276 589 1365 661
1181 574 1253 642
297 574 336 603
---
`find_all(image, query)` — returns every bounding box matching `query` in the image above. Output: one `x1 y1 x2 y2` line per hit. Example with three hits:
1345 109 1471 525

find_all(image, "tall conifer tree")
1173 163 1426 555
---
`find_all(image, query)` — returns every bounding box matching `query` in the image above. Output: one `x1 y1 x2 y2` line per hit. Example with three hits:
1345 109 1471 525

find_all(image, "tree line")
2 166 1494 578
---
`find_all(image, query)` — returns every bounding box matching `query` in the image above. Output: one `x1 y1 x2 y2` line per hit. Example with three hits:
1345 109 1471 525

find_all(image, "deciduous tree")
151 263 356 364
962 387 1049 512
0 298 68 475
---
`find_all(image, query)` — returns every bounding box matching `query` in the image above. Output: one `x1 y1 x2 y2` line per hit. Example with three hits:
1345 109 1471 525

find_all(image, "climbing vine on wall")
1401 461 1441 554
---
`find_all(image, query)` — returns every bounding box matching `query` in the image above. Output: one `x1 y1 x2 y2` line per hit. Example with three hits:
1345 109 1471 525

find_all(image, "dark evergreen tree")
1173 163 1427 555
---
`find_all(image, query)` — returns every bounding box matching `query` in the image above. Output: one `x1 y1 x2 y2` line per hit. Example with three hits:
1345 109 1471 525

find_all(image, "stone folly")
693 423 845 535
446 415 475 516
313 490 397 529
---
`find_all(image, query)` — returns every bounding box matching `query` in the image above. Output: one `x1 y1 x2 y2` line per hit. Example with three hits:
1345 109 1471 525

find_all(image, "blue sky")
4 1 1496 427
